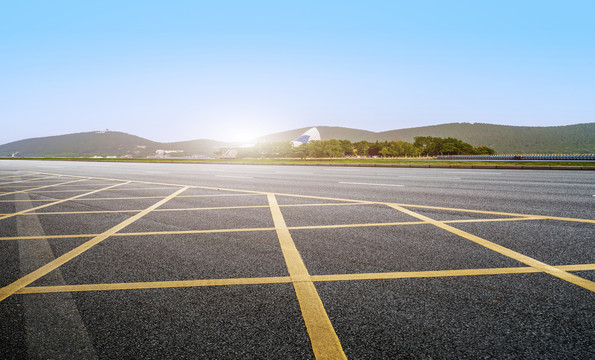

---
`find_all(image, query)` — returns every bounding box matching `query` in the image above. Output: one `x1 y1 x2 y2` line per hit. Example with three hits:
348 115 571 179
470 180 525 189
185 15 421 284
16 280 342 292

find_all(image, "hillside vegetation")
1 122 593 157
260 123 595 154
237 137 494 158
0 131 224 157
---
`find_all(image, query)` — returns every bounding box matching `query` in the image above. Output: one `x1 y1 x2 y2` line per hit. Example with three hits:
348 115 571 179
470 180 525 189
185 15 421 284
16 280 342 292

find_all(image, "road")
0 160 594 359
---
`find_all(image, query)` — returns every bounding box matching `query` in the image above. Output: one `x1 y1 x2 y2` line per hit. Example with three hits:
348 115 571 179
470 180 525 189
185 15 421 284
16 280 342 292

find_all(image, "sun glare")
227 126 259 144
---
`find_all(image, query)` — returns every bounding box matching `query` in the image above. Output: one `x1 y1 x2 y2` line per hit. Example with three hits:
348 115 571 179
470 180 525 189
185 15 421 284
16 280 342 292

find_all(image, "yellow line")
395 203 595 224
0 199 58 203
14 264 595 294
116 227 275 237
19 186 180 194
282 202 375 207
0 205 264 216
52 193 263 202
445 216 544 224
0 194 260 202
0 173 31 180
287 217 541 231
387 204 595 293
268 193 346 360
0 178 87 197
0 234 96 241
0 182 131 221
27 171 269 196
0 228 275 241
1 203 362 216
311 264 595 282
0 175 60 185
18 171 595 225
289 221 428 230
0 218 545 240
16 276 292 294
0 186 188 302
0 209 143 216
0 202 371 216
263 192 595 224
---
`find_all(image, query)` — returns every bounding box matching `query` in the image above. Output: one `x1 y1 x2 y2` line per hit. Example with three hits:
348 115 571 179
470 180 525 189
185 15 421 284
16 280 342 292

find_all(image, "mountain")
258 123 595 154
1 123 593 157
0 131 226 158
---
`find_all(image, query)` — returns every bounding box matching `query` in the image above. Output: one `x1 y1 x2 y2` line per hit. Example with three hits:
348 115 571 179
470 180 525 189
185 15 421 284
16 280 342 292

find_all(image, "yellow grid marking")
0 186 189 302
0 183 125 189
0 178 87 197
15 264 595 294
0 201 370 216
387 203 595 293
0 175 62 185
0 217 555 241
25 171 270 196
267 193 346 360
0 173 32 180
311 264 595 282
22 170 591 224
2 170 594 359
395 203 595 224
16 276 293 294
18 186 181 194
0 193 259 202
0 182 131 221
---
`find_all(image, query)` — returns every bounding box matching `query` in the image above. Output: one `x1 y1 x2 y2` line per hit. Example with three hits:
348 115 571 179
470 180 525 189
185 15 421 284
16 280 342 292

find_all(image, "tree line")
234 136 495 158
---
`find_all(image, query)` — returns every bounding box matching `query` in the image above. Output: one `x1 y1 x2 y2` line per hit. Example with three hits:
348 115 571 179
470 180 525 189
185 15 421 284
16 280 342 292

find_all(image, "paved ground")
0 160 594 359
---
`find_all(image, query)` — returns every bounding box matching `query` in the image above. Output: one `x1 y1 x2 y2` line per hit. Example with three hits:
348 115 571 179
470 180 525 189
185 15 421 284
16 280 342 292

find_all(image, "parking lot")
1 167 594 359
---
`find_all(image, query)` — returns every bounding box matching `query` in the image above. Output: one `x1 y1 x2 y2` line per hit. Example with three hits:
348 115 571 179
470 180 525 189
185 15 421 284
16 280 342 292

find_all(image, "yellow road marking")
21 186 180 194
27 171 270 196
14 264 595 294
0 199 59 203
0 228 276 240
0 182 131 221
16 276 292 294
0 203 371 216
0 175 61 185
0 194 262 202
20 170 595 224
387 204 595 293
0 178 87 197
268 193 346 360
0 218 547 241
289 221 427 230
282 202 374 207
0 209 143 216
0 234 96 240
0 173 32 180
116 227 276 237
15 171 595 224
0 186 188 302
395 203 595 224
311 264 595 282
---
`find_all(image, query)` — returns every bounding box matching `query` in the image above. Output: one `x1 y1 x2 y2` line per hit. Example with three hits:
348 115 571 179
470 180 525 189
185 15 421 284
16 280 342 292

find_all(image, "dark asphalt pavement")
0 160 593 359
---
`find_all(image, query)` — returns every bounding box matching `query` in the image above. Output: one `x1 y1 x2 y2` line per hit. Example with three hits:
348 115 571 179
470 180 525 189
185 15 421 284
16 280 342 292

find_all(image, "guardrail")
436 154 595 161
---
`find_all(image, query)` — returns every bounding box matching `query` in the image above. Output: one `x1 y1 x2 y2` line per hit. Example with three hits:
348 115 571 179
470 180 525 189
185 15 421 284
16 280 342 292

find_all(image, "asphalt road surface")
0 160 594 359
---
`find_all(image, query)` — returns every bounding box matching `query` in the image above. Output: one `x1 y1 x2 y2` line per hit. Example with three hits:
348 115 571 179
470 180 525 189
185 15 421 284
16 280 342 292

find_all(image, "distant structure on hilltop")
292 127 321 146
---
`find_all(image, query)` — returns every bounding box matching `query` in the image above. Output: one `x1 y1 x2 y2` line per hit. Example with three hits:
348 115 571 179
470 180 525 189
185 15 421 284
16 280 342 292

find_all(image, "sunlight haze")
1 0 593 145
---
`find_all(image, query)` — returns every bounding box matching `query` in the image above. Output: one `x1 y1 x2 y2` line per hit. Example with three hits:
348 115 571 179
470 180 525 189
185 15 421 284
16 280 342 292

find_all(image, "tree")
324 139 344 157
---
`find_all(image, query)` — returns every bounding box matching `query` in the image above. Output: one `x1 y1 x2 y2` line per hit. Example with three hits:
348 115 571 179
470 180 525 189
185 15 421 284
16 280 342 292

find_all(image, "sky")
1 0 594 144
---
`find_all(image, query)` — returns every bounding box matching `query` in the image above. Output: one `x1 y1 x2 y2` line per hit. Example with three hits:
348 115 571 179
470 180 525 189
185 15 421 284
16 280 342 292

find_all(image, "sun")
226 125 260 144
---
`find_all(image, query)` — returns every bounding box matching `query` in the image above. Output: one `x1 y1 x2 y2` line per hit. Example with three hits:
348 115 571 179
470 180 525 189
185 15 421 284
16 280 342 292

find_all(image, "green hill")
0 131 224 157
377 123 595 154
1 123 593 157
259 123 595 154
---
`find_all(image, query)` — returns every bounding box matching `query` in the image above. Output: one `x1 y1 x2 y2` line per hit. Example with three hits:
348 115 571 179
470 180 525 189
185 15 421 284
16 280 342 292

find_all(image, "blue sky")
1 0 594 144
